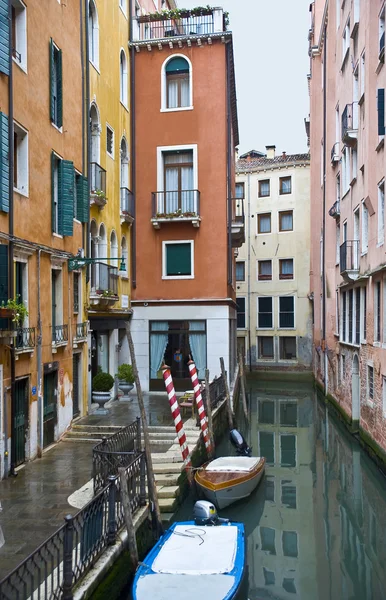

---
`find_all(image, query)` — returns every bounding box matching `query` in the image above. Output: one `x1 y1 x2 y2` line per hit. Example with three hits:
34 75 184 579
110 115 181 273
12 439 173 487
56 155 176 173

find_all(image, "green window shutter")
60 159 74 236
76 175 88 223
57 49 63 128
0 0 9 76
49 39 55 122
0 112 9 213
51 151 56 232
0 244 9 328
166 243 191 276
378 89 385 136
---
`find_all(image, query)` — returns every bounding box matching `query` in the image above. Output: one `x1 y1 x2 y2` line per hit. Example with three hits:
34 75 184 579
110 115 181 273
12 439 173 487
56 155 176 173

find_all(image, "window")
161 150 194 213
348 289 353 343
367 364 374 402
279 337 296 359
73 272 79 313
341 354 346 380
336 222 340 265
11 0 27 70
120 50 128 106
51 267 64 342
164 56 191 110
236 297 246 329
281 481 297 509
279 176 291 195
257 213 271 234
380 7 385 59
362 201 368 254
283 579 297 594
279 210 293 232
342 290 347 341
352 147 357 180
88 0 99 68
258 260 272 281
342 18 350 66
336 289 340 333
375 281 381 342
360 52 365 99
280 434 296 467
355 288 360 345
260 527 276 555
162 241 194 279
235 261 245 282
342 147 351 193
265 477 275 502
378 181 385 245
13 122 28 195
258 179 270 197
50 40 63 128
279 259 293 280
259 431 274 465
258 336 274 359
280 402 297 426
263 568 275 586
121 236 128 277
383 376 386 417
51 153 80 236
378 89 385 137
361 286 367 341
258 297 273 328
14 260 28 328
119 0 127 16
258 400 275 424
279 296 294 328
235 182 244 199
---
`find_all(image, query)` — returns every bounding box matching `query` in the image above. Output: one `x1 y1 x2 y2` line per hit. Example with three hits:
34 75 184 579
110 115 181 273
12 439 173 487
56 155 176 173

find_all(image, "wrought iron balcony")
341 103 358 145
90 262 119 307
328 200 340 219
75 321 88 340
15 327 35 350
340 240 360 281
133 8 226 43
52 324 68 344
120 188 134 223
231 197 245 248
331 142 340 163
90 162 107 207
151 190 200 228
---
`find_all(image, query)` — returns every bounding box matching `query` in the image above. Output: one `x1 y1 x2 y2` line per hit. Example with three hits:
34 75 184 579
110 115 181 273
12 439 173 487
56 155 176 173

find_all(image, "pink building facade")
310 0 386 462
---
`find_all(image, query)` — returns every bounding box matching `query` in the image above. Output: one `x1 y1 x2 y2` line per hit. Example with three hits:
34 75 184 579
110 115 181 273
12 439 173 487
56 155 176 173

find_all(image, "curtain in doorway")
167 79 179 109
189 321 206 379
150 322 168 379
180 77 190 107
165 167 179 213
181 165 194 212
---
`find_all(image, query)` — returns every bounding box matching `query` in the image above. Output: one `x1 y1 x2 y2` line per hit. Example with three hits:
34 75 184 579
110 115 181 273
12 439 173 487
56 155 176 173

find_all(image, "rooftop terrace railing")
133 7 226 42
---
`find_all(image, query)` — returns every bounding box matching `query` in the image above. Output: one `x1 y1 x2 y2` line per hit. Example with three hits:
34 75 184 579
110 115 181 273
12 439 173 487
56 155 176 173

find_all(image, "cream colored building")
235 147 311 369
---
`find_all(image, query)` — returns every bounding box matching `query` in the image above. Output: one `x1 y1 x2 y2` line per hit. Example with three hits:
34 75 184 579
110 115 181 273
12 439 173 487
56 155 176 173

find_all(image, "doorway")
13 378 28 467
91 330 110 379
43 370 57 447
73 354 80 418
352 354 360 428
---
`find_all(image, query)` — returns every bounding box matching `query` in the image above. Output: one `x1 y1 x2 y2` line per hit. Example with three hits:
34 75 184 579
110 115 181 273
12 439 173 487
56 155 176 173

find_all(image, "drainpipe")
129 0 136 288
85 0 91 275
226 42 232 286
247 172 252 372
322 25 328 396
37 250 43 456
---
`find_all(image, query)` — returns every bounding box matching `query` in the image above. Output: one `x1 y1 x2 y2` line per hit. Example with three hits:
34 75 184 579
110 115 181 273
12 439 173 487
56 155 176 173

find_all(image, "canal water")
125 378 386 600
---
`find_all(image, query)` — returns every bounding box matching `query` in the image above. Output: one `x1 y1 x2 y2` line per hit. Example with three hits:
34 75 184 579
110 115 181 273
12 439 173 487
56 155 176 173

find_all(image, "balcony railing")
341 103 358 144
380 31 385 59
231 197 245 248
75 322 88 340
91 262 118 295
90 162 107 200
120 188 134 218
331 142 339 163
52 324 68 344
232 197 245 225
328 200 340 219
15 327 35 350
151 190 201 227
340 240 360 276
134 8 226 42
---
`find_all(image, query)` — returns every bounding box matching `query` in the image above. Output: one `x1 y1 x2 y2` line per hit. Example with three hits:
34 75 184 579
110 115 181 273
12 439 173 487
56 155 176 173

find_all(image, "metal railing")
52 324 68 344
331 141 339 162
75 322 88 340
380 31 385 57
232 197 245 225
93 418 141 494
91 262 118 295
15 327 35 349
201 374 226 411
0 454 146 600
340 240 360 273
328 200 340 218
90 162 106 196
341 103 358 140
137 11 217 41
152 190 200 217
120 187 134 217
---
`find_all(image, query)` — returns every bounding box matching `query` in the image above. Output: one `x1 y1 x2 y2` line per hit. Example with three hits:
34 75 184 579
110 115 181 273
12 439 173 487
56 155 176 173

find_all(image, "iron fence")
0 453 147 600
137 13 215 41
15 326 35 349
340 240 360 273
52 324 68 344
75 321 88 340
93 417 141 493
120 187 134 217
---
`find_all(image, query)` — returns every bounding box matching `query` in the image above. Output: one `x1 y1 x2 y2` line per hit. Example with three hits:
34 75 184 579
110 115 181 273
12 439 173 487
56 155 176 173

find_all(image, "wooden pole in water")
238 349 248 420
220 357 234 429
204 369 215 458
119 467 139 568
125 320 163 536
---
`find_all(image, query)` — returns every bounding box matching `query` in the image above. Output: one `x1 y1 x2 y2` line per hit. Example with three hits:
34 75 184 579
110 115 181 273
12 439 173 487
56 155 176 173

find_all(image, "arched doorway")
352 354 360 430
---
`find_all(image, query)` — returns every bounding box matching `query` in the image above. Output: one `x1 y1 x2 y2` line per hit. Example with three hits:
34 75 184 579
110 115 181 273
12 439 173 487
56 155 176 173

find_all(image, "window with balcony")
89 0 99 68
257 213 271 234
50 40 62 128
258 259 272 281
236 297 246 329
13 122 28 196
258 297 273 329
235 261 245 282
279 296 294 328
279 336 296 359
378 180 385 245
52 267 66 344
258 179 270 197
11 0 27 70
120 49 128 107
258 336 274 359
163 55 191 110
162 240 194 279
279 259 293 280
279 210 293 232
279 176 291 195
163 150 193 213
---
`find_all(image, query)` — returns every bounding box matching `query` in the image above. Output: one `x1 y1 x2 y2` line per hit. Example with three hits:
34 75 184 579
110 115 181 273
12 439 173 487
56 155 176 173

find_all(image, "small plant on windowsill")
155 209 198 219
96 289 117 298
91 188 107 200
0 297 28 327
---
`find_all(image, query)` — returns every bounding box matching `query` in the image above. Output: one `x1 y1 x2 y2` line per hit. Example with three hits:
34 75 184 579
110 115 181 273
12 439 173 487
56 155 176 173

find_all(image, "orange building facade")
128 5 242 391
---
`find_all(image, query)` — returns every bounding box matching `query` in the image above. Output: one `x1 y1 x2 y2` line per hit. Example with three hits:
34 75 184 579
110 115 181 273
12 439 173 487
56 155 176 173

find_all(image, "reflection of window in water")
259 431 275 465
263 567 275 585
280 401 298 427
281 480 297 509
258 400 275 424
283 578 297 594
260 526 276 555
282 530 298 558
265 476 275 502
280 433 296 467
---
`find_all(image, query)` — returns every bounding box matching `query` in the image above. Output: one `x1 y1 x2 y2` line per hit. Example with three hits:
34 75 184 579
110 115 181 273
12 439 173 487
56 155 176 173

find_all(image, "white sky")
179 0 311 155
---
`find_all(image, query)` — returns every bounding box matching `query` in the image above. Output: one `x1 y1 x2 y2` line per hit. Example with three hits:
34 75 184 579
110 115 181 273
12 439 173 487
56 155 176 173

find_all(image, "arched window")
110 230 118 263
120 49 128 106
88 0 99 68
165 56 191 109
121 236 128 277
120 137 129 212
99 223 107 261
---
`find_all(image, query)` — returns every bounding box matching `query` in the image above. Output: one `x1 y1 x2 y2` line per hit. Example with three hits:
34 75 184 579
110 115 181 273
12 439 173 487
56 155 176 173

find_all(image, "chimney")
265 145 276 159
282 151 287 158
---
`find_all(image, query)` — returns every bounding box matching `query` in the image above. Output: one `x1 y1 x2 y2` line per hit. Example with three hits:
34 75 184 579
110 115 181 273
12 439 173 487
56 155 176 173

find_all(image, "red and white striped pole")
188 360 213 458
162 365 193 484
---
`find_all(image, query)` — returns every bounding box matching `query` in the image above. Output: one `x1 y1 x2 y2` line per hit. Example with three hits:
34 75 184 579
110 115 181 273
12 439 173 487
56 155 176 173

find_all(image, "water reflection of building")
248 391 317 599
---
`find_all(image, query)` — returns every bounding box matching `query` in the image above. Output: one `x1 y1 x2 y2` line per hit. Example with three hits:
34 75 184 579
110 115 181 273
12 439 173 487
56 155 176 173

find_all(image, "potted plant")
117 363 135 401
0 297 28 327
92 369 115 414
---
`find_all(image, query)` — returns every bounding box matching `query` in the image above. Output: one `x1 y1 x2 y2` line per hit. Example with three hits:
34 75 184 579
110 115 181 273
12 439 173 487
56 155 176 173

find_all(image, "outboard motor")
230 429 252 457
193 500 229 526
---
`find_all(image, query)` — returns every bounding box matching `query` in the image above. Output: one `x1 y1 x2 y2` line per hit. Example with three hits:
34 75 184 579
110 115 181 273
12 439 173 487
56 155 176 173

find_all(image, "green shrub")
117 363 135 384
92 371 114 392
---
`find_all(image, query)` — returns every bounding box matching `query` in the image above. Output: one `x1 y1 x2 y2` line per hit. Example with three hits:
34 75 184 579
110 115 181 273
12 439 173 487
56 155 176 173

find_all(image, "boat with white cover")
132 501 245 600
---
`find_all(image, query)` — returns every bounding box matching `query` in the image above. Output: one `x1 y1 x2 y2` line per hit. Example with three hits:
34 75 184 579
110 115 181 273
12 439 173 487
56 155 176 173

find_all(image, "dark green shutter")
166 243 191 276
60 159 74 236
49 39 55 122
0 0 9 75
57 48 63 128
0 112 9 213
378 89 385 135
51 151 56 232
76 175 88 223
0 244 9 328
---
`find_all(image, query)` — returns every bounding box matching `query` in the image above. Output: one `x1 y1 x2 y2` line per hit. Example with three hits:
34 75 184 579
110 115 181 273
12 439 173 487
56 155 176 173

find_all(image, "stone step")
72 424 122 433
156 485 180 499
158 496 179 513
64 430 109 440
151 454 183 464
152 463 183 475
61 437 101 444
154 473 179 486
161 512 175 525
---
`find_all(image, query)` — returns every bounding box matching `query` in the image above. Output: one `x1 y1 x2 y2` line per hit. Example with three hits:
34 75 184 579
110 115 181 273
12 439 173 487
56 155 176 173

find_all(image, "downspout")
226 42 232 286
322 25 328 396
247 172 252 372
36 250 43 456
85 0 91 274
8 0 16 476
129 0 136 288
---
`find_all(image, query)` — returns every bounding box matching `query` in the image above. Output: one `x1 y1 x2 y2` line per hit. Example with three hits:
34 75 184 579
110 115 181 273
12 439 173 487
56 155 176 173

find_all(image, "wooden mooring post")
204 369 215 458
238 349 248 420
220 357 234 429
119 468 139 568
